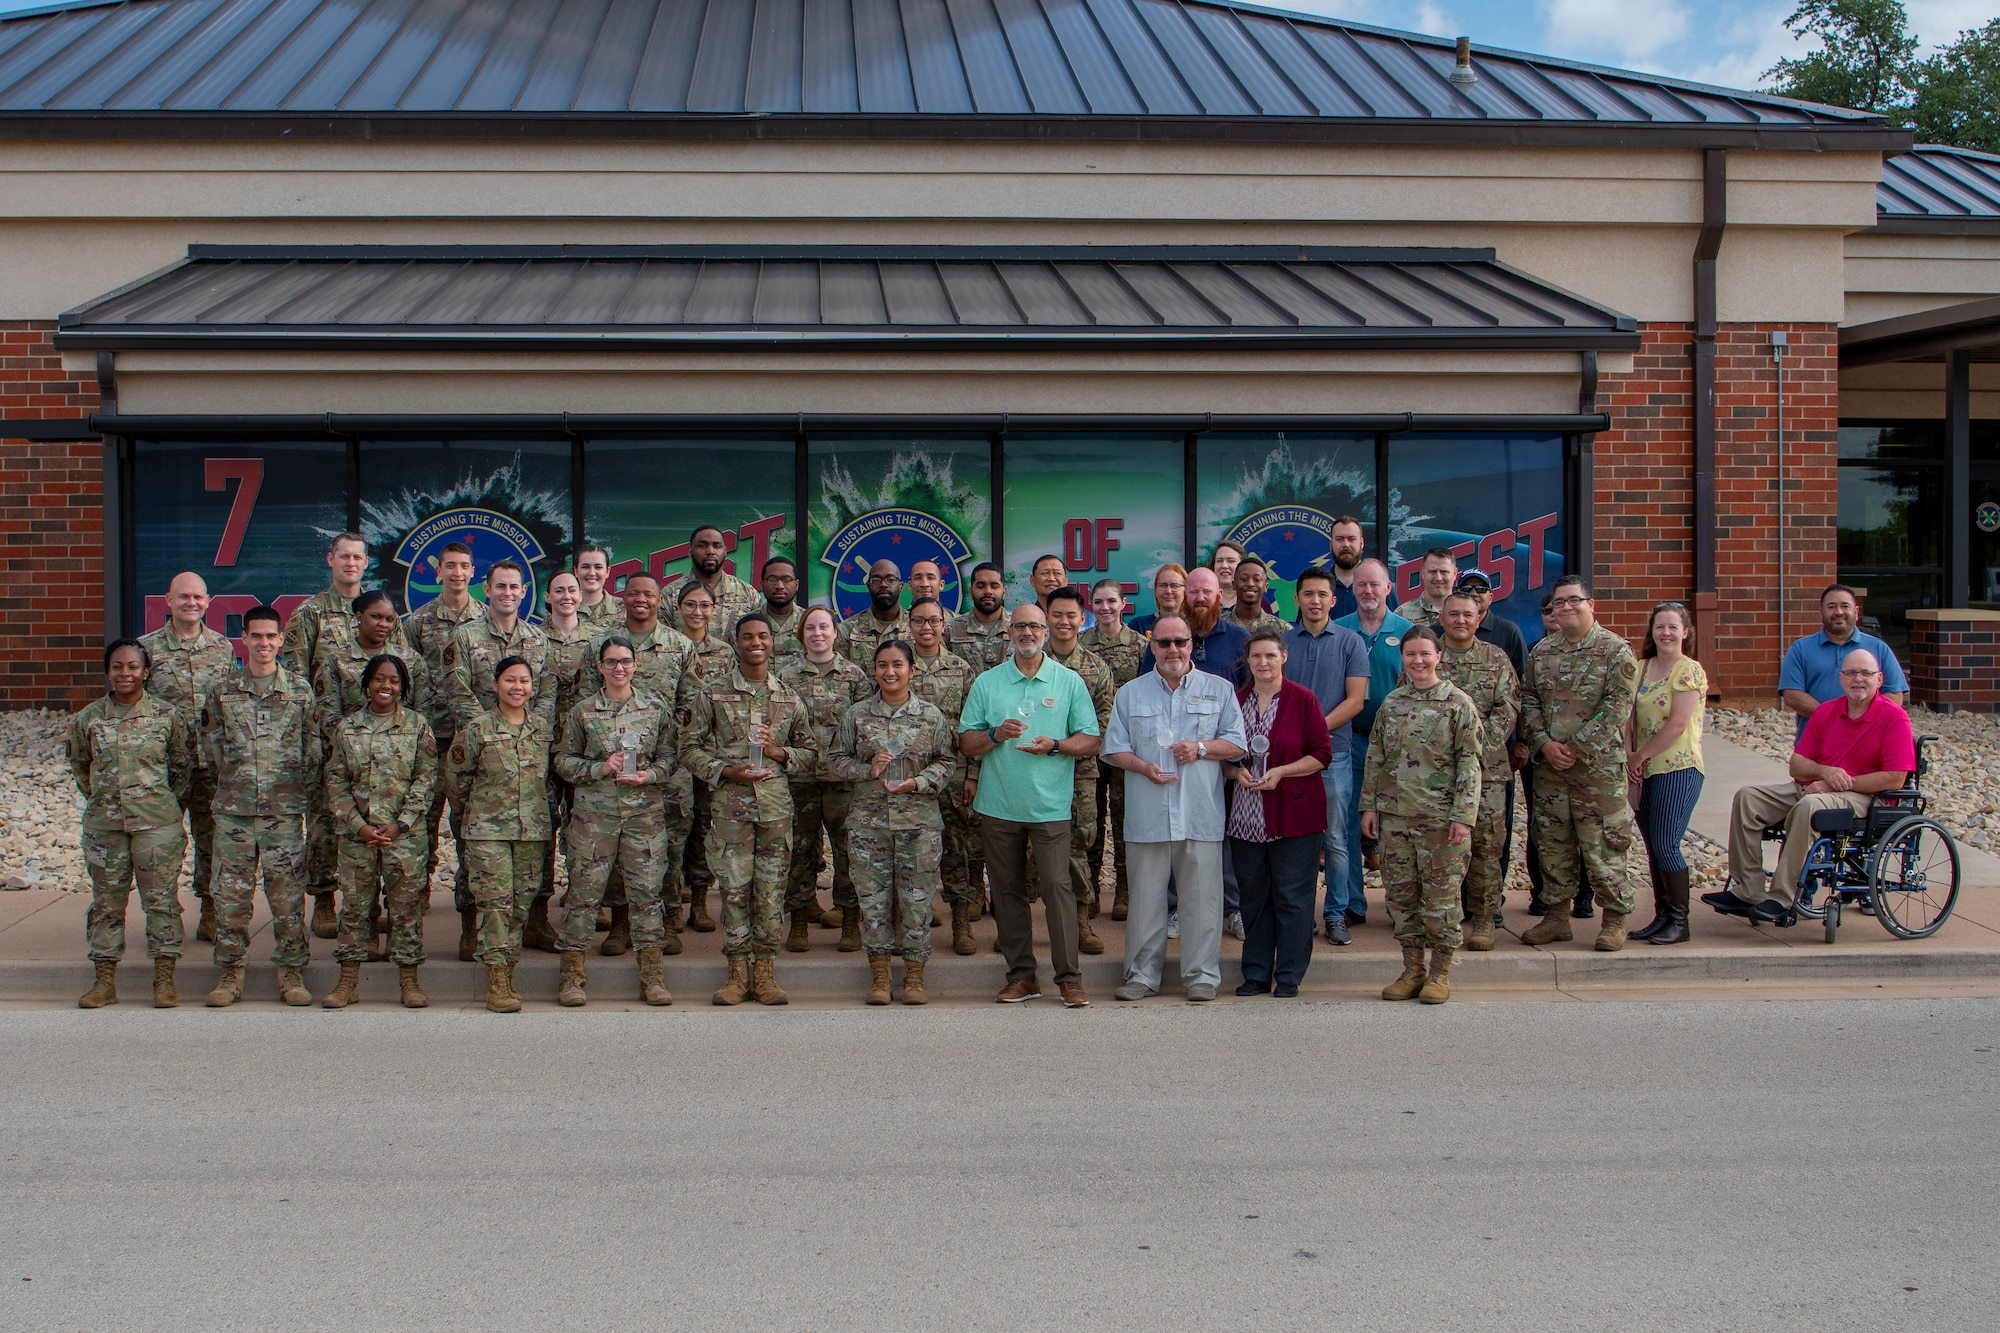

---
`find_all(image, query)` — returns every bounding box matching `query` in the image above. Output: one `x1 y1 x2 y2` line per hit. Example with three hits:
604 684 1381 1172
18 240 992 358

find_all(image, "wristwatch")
1197 742 1208 761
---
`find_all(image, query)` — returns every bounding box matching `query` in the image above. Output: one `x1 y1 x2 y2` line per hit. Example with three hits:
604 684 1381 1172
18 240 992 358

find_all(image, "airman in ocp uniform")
139 571 236 944
401 540 483 905
1080 578 1147 920
456 655 557 1013
777 606 872 952
1043 587 1114 955
1437 591 1521 952
663 525 764 637
907 598 980 953
533 570 595 953
945 561 1010 911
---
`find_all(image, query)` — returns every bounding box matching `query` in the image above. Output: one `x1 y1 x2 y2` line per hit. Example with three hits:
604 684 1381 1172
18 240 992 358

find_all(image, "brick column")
1907 609 2000 713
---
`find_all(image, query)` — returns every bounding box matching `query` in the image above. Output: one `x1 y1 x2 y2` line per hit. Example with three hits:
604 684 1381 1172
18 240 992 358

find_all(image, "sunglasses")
1152 636 1192 647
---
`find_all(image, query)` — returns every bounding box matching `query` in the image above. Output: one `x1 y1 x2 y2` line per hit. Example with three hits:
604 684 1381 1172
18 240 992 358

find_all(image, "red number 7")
204 459 264 567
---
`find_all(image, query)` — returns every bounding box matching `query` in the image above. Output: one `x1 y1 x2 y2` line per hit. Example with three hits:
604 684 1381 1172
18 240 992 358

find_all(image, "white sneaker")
1166 910 1180 939
1226 911 1246 941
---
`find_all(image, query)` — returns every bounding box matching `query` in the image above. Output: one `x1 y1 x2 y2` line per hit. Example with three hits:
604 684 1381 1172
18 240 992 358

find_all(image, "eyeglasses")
1839 669 1880 679
764 574 799 584
910 616 945 627
600 658 635 670
1549 596 1589 609
1152 636 1192 647
1011 624 1047 635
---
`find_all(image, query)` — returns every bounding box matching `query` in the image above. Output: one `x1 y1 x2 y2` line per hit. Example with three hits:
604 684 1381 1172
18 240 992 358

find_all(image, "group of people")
66 513 1918 1011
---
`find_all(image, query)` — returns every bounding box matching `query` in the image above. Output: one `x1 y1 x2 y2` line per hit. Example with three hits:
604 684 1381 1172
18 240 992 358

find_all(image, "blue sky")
0 0 1993 97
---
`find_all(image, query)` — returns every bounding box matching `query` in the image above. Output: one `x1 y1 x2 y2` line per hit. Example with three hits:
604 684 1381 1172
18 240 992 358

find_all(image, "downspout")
1691 148 1726 681
96 350 126 640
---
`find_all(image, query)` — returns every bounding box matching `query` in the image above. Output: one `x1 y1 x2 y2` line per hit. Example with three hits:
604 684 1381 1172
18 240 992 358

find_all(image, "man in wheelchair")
1704 650 1915 925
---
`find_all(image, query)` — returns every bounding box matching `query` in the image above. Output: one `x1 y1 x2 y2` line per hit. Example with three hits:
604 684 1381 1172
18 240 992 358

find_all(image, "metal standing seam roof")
0 0 1903 147
1874 144 2000 234
55 244 1642 352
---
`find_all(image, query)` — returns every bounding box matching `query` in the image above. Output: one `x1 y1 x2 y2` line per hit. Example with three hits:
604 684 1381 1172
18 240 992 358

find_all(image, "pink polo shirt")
1796 695 1916 780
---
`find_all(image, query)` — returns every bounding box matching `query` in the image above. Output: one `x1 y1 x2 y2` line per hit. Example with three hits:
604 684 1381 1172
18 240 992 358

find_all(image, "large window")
1837 423 1945 646
1386 432 1566 633
1003 434 1185 618
1195 432 1374 621
584 438 795 595
806 435 992 616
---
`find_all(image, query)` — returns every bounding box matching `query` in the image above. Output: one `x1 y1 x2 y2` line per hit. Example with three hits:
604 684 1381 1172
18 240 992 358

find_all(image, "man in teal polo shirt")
1333 558 1413 921
959 603 1102 1007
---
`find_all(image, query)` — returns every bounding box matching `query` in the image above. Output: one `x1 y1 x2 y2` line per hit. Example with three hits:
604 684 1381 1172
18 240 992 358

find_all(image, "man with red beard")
1140 567 1248 687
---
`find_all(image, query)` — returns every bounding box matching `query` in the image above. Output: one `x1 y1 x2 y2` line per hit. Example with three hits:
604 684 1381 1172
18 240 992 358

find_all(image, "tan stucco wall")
1843 231 2000 325
1838 359 2000 417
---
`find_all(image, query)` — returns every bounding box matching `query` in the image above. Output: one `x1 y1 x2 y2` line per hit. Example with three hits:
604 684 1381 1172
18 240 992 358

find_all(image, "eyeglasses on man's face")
1549 595 1590 609
1152 636 1192 648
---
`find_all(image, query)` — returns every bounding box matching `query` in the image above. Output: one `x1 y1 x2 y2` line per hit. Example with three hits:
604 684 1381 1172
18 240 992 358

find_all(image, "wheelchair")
1758 735 1960 943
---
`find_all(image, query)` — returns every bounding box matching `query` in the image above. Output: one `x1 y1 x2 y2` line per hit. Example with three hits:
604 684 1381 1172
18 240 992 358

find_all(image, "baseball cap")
1454 569 1494 592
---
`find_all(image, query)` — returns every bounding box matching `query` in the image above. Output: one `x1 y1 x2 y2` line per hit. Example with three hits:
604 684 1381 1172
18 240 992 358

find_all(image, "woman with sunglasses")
1625 602 1707 945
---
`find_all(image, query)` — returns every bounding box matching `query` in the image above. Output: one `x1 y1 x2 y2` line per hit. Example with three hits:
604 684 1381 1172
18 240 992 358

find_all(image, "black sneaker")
1343 909 1366 928
1324 919 1351 946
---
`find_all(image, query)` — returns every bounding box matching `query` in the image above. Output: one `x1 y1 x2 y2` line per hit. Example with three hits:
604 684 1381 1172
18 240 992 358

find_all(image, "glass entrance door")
1973 471 2000 609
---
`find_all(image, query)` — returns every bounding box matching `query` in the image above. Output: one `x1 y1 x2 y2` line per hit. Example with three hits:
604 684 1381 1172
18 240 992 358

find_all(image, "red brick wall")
1907 615 2000 712
1593 321 1840 702
0 321 103 709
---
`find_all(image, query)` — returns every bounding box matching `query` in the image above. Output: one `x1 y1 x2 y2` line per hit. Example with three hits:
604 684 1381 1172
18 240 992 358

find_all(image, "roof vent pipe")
1450 37 1478 87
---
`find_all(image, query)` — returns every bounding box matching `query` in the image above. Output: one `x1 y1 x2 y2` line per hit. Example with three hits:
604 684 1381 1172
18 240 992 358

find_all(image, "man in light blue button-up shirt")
1102 615 1247 1001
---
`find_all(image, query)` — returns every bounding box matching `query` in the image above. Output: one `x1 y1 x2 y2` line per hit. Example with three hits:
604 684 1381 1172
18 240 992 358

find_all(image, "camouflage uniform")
402 596 484 890
1080 622 1146 899
577 594 623 630
1439 638 1521 922
455 708 555 964
1361 679 1483 950
139 622 234 902
539 619 597 890
1044 642 1113 910
665 570 761 636
441 612 555 913
675 632 740 912
679 669 818 961
282 588 381 898
825 695 956 961
1521 622 1640 916
775 653 872 915
910 647 978 907
200 666 320 969
763 602 808 664
587 623 696 917
553 690 683 953
945 611 1011 671
835 608 911 671
1230 610 1293 637
1399 599 1447 629
69 693 192 962
312 640 432 733
324 705 437 965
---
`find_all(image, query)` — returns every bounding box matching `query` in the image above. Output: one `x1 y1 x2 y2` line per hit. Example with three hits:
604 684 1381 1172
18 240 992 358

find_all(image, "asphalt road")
2 998 1996 1331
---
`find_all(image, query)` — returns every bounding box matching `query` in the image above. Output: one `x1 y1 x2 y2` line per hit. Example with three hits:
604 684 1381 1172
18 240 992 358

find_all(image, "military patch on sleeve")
451 745 466 764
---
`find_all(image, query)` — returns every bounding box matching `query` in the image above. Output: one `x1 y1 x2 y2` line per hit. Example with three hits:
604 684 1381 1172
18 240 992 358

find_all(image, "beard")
1332 549 1359 572
764 589 794 612
973 592 1001 615
872 592 901 616
1186 603 1221 637
693 555 722 578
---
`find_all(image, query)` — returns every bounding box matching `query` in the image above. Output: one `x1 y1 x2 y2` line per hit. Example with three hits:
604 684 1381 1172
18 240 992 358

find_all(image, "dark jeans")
1231 833 1321 989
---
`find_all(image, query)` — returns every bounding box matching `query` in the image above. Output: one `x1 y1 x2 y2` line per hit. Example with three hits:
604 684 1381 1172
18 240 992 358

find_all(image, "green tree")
1910 21 2000 154
1764 0 1918 116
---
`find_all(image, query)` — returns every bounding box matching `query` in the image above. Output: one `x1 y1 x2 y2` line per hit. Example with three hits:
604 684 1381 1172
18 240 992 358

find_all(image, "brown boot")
521 894 559 953
901 958 929 1006
1463 915 1496 952
1595 910 1628 952
205 964 244 1008
1522 905 1574 945
1419 948 1454 1004
78 960 117 1009
837 905 862 953
1111 884 1129 921
398 964 428 1008
951 901 975 956
557 951 588 1007
595 905 612 931
276 966 311 1007
815 898 843 928
600 903 631 956
686 886 716 932
784 909 811 953
661 921 683 956
196 897 217 943
1381 945 1428 1001
310 892 338 939
712 957 750 1006
637 947 672 1006
485 962 521 1013
457 906 478 962
153 957 178 1008
865 955 893 1006
1077 910 1105 956
321 960 361 1009
752 957 789 1006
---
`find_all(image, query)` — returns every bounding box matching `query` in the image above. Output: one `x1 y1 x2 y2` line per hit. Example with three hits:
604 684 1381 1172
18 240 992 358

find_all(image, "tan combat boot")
321 961 361 1009
865 955 893 1006
686 886 716 932
1381 945 1428 1001
276 966 311 1007
712 957 750 1006
951 901 975 956
1111 884 1129 921
205 964 244 1008
310 892 338 939
1419 949 1454 1004
196 897 217 943
931 899 943 928
1596 911 1628 953
636 947 672 1006
398 964 428 1008
78 960 118 1009
1522 905 1574 945
661 921 683 956
600 903 632 957
751 957 789 1006
485 962 521 1013
1463 915 1496 952
457 906 478 962
557 951 588 1007
1077 911 1105 956
815 898 842 928
595 904 613 932
901 959 929 1006
784 909 811 953
153 957 178 1008
521 894 558 953
837 905 862 953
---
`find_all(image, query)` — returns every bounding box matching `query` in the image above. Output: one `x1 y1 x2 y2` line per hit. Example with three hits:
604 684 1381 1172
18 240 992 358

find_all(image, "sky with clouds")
0 0 1993 97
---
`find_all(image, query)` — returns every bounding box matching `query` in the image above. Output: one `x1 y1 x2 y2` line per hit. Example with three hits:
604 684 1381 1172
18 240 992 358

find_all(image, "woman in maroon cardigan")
1225 628 1332 997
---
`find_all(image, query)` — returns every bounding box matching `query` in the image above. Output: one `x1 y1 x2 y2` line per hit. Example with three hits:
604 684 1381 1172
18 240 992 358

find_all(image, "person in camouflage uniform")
906 598 979 952
200 604 320 1008
1081 578 1147 920
400 538 482 911
680 613 818 1006
835 559 911 669
533 571 594 952
456 656 558 1013
1361 625 1483 1005
945 562 1009 912
573 543 621 629
139 571 236 944
825 640 956 1005
1438 591 1521 952
664 525 764 636
320 654 438 1010
1041 587 1113 955
1228 555 1292 636
1520 575 1640 951
552 636 683 1008
71 640 193 1009
673 578 739 944
1397 548 1461 629
776 605 871 951
758 556 807 663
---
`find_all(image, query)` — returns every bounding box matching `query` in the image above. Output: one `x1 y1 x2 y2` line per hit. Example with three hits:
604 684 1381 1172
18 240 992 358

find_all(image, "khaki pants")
981 816 1077 985
1728 783 1872 907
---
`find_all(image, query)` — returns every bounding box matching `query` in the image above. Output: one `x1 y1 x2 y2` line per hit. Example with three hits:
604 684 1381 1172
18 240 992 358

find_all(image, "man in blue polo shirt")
1778 584 1908 738
1284 565 1370 944
1332 558 1411 928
